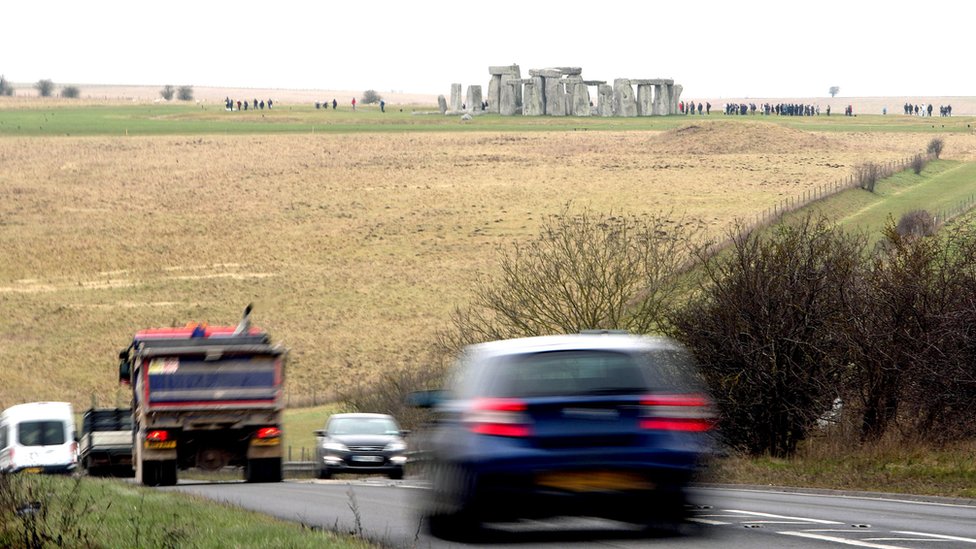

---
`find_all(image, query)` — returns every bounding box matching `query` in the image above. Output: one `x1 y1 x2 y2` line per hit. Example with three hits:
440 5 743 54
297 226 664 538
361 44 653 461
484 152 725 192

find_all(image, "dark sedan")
410 333 715 540
314 413 407 480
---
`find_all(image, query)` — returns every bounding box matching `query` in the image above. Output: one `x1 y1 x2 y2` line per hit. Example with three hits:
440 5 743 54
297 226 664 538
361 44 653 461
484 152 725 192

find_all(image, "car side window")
0 425 6 449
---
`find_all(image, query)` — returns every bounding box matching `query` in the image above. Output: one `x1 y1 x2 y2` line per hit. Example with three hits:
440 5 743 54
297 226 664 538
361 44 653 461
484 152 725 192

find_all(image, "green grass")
2 103 975 136
283 404 345 461
0 475 373 548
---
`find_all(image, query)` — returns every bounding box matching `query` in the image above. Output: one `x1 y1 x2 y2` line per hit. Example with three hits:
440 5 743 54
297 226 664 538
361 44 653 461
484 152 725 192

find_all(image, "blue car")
411 333 714 540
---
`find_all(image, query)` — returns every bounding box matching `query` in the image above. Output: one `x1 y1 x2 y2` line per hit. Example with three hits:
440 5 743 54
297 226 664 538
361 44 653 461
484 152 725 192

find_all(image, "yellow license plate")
21 467 43 474
144 441 176 450
251 437 280 446
536 471 654 492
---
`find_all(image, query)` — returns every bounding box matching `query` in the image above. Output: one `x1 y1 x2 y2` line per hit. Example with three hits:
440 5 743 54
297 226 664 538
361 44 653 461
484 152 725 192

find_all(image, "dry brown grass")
0 122 970 409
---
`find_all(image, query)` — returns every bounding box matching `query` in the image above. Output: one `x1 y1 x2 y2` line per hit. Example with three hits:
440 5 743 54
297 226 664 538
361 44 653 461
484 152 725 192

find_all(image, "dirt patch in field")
660 121 833 154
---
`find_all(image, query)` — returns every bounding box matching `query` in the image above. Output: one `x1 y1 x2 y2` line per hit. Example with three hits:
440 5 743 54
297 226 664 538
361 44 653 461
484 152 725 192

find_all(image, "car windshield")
328 417 399 436
477 350 650 398
17 421 66 446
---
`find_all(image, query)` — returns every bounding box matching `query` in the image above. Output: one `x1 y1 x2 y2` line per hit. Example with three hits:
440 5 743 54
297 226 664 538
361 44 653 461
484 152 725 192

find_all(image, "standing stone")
636 84 654 116
500 78 519 116
487 75 502 113
450 83 462 112
437 95 448 114
523 80 542 116
570 80 591 116
652 84 665 115
465 85 483 113
613 79 637 117
545 78 566 116
598 84 613 117
670 84 682 115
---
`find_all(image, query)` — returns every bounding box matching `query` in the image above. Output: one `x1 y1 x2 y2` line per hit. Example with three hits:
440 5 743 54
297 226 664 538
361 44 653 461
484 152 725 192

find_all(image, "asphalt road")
167 480 976 548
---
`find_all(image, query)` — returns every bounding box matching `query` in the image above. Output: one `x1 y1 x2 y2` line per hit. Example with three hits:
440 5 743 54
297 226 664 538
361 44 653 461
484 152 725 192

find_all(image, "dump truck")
79 407 133 477
118 305 288 486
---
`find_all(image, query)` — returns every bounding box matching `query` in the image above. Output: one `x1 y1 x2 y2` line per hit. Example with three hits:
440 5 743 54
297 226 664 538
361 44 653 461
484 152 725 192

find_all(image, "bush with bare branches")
927 137 944 159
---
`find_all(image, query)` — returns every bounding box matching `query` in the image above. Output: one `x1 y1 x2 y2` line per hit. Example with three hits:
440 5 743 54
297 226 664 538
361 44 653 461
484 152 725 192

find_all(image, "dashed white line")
687 518 729 525
894 531 976 544
780 531 909 548
725 509 844 524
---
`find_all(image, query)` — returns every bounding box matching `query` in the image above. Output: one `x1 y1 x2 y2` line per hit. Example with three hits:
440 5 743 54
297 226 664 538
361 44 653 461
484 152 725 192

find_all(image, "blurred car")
410 333 714 540
314 413 407 479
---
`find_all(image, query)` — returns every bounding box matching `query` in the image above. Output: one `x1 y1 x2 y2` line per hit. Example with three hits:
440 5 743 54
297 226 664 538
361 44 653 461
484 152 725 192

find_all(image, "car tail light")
641 394 715 432
146 430 170 442
256 427 281 439
466 398 533 437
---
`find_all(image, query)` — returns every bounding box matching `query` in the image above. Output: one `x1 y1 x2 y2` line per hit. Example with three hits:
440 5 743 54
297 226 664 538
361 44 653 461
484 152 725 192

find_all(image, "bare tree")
177 85 194 101
0 74 13 96
361 90 382 105
35 79 54 97
160 85 175 101
927 137 945 159
61 85 80 99
829 86 840 98
441 209 697 353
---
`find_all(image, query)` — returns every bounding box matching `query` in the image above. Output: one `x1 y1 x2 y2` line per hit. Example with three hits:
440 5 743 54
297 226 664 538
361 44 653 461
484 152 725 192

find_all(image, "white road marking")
894 531 976 543
781 531 910 548
725 509 843 524
687 518 729 525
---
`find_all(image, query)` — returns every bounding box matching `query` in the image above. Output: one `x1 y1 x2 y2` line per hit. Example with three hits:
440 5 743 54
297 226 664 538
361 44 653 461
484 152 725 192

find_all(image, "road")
167 480 976 548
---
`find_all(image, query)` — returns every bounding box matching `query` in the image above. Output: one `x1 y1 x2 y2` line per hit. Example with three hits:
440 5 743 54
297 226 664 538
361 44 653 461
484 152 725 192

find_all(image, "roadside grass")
711 439 976 499
0 474 373 548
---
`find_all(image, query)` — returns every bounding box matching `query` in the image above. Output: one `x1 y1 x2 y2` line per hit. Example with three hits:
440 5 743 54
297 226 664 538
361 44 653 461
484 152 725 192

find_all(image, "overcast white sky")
5 0 973 98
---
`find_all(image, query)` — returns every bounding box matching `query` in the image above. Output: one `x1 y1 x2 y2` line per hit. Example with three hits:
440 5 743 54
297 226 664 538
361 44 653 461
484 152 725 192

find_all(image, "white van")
0 402 78 474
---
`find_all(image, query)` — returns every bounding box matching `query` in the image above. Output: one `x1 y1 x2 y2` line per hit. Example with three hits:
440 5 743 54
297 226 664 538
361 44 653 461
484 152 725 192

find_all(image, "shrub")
911 153 927 175
361 89 382 105
160 85 175 101
61 85 80 99
669 214 866 457
35 79 54 97
855 162 880 192
177 85 194 101
927 138 945 159
895 210 938 238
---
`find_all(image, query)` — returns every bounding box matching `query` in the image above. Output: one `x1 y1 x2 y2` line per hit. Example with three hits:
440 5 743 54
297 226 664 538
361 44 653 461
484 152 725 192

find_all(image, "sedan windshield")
328 417 399 436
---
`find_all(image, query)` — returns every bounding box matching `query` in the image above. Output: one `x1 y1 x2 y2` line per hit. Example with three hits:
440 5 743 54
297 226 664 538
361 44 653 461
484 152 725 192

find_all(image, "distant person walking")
380 99 385 113
332 98 337 110
351 97 357 111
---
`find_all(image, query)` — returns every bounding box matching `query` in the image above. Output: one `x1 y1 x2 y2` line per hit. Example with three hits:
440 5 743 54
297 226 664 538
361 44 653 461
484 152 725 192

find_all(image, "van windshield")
17 421 66 446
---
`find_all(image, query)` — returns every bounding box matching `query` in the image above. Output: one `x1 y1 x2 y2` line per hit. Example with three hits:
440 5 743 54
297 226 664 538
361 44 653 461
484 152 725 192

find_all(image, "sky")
5 0 974 99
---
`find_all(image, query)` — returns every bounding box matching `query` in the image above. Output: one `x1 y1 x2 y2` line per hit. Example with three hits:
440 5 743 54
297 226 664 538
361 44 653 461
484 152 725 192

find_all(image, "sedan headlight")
323 441 348 452
384 440 406 452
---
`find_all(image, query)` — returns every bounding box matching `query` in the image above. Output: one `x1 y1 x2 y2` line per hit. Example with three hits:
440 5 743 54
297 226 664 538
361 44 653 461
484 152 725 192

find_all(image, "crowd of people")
902 102 953 117
679 101 711 115
225 97 273 111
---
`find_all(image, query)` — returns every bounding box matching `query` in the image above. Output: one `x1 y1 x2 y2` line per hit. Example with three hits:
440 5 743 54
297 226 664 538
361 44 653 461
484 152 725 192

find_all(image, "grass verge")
0 474 373 548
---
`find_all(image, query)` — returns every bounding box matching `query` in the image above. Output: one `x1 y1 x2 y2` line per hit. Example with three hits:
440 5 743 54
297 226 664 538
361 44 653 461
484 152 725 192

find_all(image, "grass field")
3 102 976 413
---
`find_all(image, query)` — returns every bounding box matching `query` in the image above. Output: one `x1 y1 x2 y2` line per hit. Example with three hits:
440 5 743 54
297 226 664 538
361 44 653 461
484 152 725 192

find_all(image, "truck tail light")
641 394 715 432
146 430 170 442
256 427 281 439
70 441 78 463
466 398 532 437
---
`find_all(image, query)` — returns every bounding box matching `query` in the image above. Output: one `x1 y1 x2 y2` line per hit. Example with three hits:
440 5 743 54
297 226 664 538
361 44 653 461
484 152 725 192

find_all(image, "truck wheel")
140 461 161 486
159 460 178 486
246 458 282 483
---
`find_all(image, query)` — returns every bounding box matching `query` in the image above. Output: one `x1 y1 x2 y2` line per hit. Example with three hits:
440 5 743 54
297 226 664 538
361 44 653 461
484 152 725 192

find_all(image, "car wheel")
424 462 481 541
317 468 332 480
388 467 404 480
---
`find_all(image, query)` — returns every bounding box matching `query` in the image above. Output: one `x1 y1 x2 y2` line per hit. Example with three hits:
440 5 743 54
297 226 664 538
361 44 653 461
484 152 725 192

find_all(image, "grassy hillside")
2 106 976 411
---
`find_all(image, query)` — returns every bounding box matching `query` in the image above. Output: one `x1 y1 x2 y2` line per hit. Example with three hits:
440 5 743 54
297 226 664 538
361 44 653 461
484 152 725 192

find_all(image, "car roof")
328 413 395 421
464 333 684 359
